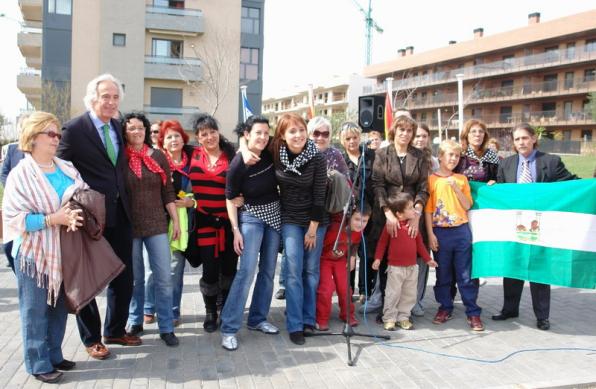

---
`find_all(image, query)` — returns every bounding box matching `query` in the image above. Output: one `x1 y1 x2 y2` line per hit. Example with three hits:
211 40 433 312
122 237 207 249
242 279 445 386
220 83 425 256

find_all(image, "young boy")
315 204 371 331
425 139 484 331
372 193 438 331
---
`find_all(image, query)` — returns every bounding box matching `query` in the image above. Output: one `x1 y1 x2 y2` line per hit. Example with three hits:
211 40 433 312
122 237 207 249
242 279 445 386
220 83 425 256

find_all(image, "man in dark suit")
1 142 25 272
491 123 576 331
57 74 141 359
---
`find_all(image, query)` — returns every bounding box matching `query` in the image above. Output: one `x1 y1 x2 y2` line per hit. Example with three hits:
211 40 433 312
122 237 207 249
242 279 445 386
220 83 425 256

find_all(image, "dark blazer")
57 112 131 227
1 143 25 186
497 150 577 184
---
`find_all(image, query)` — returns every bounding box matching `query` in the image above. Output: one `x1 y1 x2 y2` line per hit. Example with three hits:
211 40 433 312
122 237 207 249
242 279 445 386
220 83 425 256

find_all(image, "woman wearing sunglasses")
3 112 87 383
307 116 349 177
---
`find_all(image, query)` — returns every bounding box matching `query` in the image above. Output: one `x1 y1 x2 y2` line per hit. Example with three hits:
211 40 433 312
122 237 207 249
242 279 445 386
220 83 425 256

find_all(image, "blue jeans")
144 249 185 320
282 224 326 333
15 255 68 374
128 234 174 333
220 212 280 334
278 250 287 288
433 224 481 316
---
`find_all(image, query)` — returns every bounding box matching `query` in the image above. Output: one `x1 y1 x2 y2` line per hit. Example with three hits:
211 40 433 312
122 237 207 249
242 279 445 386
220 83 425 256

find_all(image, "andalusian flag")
469 179 596 289
384 91 392 140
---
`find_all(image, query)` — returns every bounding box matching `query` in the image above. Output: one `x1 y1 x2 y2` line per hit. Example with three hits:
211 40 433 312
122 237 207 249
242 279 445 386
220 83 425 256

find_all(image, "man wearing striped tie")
491 123 576 331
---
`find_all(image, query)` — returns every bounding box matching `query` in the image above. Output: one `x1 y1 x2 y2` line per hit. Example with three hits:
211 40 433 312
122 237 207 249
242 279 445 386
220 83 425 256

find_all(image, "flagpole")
240 85 249 122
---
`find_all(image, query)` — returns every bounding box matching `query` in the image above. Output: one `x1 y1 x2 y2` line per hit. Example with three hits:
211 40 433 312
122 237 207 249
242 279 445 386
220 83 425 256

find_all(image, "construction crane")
351 0 383 65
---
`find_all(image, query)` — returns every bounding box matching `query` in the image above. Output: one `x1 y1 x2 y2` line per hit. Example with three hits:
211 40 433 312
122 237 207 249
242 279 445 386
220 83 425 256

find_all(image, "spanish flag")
384 91 393 140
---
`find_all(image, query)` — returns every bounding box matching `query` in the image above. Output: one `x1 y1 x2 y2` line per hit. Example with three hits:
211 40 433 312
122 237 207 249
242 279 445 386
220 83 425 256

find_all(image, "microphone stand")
305 141 389 366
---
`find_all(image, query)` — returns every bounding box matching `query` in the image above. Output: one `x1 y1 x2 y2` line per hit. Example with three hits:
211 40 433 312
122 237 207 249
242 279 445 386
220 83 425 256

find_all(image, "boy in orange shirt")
373 193 438 331
425 140 484 331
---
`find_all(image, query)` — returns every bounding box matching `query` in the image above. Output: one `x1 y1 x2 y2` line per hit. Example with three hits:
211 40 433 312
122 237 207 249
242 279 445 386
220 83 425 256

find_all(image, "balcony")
419 110 595 131
372 48 596 91
397 79 596 110
17 25 42 59
145 5 204 35
144 105 198 129
17 68 42 108
18 0 42 22
144 56 201 81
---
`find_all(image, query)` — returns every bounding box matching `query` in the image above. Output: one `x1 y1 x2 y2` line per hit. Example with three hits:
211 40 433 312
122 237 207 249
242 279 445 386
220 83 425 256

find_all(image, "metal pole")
437 108 442 141
456 73 464 137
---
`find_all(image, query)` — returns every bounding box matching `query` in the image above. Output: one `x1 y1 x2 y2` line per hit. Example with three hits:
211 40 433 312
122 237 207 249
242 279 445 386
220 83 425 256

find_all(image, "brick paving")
0 258 595 388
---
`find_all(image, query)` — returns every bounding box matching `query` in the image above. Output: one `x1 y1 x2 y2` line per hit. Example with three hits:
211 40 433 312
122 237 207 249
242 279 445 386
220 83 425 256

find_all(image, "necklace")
397 154 406 164
37 161 55 169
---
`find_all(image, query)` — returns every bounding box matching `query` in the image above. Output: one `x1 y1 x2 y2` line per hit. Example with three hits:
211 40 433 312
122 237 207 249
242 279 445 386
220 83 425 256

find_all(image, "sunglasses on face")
41 130 62 140
312 130 330 139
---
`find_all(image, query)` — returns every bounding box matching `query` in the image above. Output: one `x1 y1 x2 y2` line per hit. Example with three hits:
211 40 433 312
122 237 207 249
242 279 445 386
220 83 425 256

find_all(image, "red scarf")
165 151 189 178
126 144 167 185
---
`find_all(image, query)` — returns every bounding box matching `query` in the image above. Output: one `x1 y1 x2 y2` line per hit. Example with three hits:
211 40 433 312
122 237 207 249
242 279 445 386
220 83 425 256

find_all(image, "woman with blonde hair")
3 112 87 383
455 119 499 182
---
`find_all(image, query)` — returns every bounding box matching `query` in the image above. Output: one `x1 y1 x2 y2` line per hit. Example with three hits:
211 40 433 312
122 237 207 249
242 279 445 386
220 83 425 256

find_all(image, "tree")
179 29 238 116
42 80 71 124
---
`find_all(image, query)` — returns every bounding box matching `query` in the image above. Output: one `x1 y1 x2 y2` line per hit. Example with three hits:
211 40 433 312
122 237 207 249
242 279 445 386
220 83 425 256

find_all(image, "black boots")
203 295 218 333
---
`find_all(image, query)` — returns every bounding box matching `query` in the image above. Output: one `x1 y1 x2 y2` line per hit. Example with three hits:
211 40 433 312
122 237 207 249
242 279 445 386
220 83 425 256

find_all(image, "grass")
559 155 596 178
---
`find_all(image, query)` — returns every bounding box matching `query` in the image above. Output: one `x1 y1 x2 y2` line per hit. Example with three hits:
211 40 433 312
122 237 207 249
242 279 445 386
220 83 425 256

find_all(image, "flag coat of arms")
468 179 596 289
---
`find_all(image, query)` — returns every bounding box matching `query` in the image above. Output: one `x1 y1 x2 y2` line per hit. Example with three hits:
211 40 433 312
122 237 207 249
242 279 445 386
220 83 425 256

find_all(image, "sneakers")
221 334 238 351
160 332 179 347
247 321 279 334
289 331 305 345
275 288 286 300
432 310 453 324
467 316 485 331
397 319 414 330
384 321 396 331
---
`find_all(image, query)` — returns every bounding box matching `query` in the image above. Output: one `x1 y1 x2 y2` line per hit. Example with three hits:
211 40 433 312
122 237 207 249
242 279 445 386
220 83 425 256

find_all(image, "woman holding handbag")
188 113 238 332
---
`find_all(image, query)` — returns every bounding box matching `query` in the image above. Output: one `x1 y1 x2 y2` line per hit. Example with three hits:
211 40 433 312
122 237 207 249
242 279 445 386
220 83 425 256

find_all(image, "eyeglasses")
312 130 330 139
41 130 62 140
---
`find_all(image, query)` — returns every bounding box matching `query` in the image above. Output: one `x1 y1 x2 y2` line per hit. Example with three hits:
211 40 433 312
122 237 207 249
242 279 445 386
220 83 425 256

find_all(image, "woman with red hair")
142 120 197 327
270 113 327 345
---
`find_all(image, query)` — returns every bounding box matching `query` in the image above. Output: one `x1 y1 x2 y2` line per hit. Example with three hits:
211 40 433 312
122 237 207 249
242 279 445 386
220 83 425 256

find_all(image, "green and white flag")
469 179 596 289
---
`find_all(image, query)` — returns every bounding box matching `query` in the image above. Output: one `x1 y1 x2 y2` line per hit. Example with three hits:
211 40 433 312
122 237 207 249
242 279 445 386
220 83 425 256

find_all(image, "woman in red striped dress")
188 114 238 332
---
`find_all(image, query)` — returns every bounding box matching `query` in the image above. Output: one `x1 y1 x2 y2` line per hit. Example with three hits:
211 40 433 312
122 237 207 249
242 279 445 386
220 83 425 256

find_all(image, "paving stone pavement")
0 258 595 389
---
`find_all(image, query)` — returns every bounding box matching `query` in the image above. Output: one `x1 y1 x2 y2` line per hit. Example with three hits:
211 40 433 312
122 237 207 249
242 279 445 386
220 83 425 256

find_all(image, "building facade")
262 74 374 126
363 10 596 143
17 0 265 138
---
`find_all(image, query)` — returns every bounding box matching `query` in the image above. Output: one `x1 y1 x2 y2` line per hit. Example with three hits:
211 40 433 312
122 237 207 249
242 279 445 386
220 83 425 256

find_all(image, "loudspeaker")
358 95 386 133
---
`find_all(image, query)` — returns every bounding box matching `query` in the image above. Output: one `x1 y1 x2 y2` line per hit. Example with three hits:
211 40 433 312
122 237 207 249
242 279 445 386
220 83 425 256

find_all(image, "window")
566 43 575 59
154 0 184 8
241 7 260 34
584 68 595 82
150 87 182 108
420 112 427 122
501 79 514 96
471 108 482 118
585 39 596 53
542 102 556 117
113 33 126 47
581 130 592 141
240 47 259 80
564 72 574 89
543 74 557 92
499 106 512 123
48 0 72 15
502 54 514 67
564 101 573 120
152 39 182 58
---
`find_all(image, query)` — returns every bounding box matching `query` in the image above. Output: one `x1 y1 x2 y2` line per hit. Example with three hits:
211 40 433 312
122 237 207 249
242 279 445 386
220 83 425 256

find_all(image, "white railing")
145 56 201 66
146 5 202 17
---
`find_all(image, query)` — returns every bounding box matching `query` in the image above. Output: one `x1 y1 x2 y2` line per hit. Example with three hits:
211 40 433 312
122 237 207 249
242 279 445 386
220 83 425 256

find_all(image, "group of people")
1 72 579 384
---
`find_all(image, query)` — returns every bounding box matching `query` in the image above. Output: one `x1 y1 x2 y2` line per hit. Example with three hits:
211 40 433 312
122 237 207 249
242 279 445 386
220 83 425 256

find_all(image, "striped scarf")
2 154 88 305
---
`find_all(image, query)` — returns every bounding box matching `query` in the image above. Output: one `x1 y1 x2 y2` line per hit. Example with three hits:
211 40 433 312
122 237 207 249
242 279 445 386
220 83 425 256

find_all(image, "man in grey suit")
491 123 576 331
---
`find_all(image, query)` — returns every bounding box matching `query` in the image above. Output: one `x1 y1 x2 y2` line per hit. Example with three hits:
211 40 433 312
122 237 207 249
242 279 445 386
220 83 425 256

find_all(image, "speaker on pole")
358 95 386 133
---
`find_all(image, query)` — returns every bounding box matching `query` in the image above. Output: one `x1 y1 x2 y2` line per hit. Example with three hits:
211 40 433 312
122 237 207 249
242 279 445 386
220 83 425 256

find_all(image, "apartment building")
363 10 596 143
262 74 374 125
17 0 265 138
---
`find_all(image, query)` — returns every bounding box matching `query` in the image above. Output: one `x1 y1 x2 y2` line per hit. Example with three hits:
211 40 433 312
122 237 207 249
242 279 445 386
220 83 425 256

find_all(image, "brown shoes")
103 334 142 346
85 342 111 360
